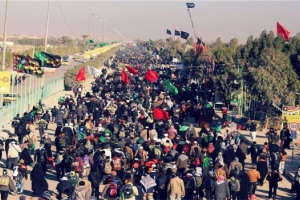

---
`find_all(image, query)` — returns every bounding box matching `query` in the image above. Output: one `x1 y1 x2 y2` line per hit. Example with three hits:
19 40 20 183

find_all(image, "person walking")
214 175 230 200
0 169 16 200
7 141 21 169
227 176 240 200
247 165 261 195
249 120 257 142
267 170 282 199
167 168 185 200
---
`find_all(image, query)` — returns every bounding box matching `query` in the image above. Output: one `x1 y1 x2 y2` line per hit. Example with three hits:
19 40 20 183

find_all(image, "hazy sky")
0 1 299 44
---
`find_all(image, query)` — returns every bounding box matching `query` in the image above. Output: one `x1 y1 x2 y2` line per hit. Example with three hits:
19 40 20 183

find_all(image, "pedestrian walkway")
0 78 296 200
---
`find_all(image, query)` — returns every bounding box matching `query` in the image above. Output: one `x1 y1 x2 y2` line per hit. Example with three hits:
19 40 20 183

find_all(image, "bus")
61 55 70 65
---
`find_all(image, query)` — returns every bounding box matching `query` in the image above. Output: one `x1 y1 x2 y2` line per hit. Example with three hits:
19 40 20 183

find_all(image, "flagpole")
174 29 175 41
187 8 197 39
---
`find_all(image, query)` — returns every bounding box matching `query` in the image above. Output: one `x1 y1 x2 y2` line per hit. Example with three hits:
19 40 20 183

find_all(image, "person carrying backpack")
23 132 37 155
0 169 16 199
14 159 28 195
71 181 90 200
121 179 139 200
67 171 80 187
227 176 240 200
101 173 121 200
155 169 168 200
55 134 67 152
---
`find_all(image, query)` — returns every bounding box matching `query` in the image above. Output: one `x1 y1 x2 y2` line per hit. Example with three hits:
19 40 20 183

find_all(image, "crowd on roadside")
0 44 296 200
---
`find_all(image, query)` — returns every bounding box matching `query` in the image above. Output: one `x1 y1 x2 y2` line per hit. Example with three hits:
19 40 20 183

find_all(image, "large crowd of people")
0 44 295 200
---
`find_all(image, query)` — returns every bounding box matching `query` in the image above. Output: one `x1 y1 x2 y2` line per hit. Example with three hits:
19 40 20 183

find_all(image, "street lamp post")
91 13 99 41
1 0 9 71
44 0 50 52
87 7 95 37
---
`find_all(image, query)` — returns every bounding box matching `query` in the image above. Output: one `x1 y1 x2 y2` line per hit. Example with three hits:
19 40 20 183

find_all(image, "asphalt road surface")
9 57 81 96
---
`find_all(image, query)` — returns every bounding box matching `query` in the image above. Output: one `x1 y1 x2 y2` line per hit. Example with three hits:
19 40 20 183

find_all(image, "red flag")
121 70 129 85
75 67 86 82
144 70 159 82
126 66 139 75
153 108 170 120
277 22 290 41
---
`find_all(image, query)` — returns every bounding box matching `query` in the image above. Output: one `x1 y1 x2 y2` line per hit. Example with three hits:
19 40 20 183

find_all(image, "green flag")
34 52 47 66
88 39 94 44
104 129 112 135
164 79 178 95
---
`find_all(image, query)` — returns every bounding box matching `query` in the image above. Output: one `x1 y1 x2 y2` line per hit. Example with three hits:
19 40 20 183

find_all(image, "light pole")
86 7 95 37
44 0 50 52
1 0 9 71
91 13 99 41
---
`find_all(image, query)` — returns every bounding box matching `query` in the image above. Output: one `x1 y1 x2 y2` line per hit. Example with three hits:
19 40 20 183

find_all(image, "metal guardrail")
0 44 121 129
0 78 64 128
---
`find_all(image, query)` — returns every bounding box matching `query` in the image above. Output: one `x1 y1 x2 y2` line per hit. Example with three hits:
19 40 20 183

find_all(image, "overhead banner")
282 106 300 123
0 71 11 94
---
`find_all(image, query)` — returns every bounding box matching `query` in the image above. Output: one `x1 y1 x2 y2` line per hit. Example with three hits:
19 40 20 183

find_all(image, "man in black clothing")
248 142 260 164
11 114 21 135
34 146 48 175
51 106 58 123
42 110 51 130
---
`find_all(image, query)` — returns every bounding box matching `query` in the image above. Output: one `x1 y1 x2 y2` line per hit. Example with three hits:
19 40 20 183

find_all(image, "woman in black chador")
31 164 48 197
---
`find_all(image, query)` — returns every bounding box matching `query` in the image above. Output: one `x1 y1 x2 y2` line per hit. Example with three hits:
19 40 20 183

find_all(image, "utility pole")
44 0 50 52
1 0 9 71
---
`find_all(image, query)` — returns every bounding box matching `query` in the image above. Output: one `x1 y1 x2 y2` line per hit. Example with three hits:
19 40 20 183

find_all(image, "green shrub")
64 45 121 89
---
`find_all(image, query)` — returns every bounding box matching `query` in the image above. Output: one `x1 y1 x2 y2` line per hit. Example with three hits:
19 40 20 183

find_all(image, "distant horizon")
0 1 299 44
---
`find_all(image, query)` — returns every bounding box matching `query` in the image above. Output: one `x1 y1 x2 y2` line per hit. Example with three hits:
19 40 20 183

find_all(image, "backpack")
68 174 79 185
55 154 64 165
0 176 9 186
254 145 259 154
113 158 121 171
73 157 83 172
58 137 66 147
154 148 161 157
107 183 119 198
195 176 202 188
124 147 131 160
229 180 238 191
104 162 112 174
28 135 34 145
122 184 133 198
157 175 167 190
192 155 201 166
43 137 51 145
17 126 24 135
85 140 94 150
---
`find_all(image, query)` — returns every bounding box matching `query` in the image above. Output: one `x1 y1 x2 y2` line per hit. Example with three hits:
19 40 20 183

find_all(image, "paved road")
9 58 81 96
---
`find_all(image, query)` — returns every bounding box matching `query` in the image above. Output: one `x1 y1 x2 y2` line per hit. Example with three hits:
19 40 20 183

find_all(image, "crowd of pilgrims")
5 45 285 200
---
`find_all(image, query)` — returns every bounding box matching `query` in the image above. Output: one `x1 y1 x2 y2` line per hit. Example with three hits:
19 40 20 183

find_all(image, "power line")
56 0 76 38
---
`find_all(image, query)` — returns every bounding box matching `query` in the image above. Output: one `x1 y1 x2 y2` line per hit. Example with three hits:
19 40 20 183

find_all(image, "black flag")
175 30 181 36
166 29 171 35
186 3 195 8
177 50 183 58
180 31 189 40
197 37 202 44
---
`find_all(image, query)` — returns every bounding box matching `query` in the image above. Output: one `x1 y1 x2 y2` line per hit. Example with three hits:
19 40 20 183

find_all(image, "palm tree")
59 35 73 45
81 34 89 45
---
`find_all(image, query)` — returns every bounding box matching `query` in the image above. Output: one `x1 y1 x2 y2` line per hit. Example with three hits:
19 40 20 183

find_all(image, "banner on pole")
43 68 56 75
0 71 11 94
